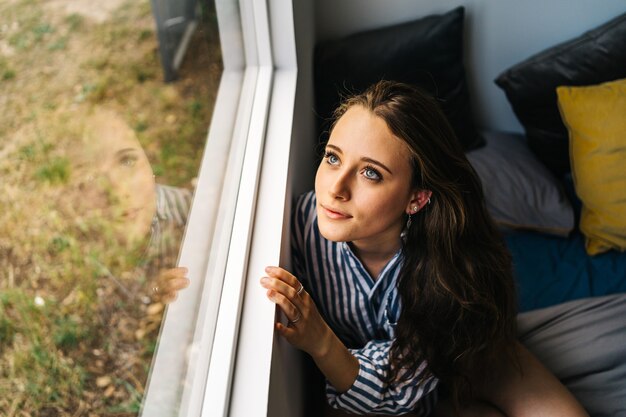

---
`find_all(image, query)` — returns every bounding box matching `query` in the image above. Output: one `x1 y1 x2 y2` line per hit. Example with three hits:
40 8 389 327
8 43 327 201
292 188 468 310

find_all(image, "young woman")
260 81 588 416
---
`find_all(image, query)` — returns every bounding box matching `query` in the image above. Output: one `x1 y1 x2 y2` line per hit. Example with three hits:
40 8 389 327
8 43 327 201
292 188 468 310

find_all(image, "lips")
320 204 352 220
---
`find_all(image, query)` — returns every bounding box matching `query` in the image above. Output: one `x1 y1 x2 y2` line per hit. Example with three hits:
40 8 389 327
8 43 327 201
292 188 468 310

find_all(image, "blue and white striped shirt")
291 191 438 415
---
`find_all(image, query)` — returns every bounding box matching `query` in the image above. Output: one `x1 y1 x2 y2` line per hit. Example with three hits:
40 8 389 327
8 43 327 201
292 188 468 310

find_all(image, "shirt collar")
339 241 403 296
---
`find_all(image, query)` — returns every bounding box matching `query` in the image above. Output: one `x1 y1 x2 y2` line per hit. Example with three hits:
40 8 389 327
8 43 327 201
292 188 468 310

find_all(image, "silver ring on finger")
296 282 304 296
288 310 302 326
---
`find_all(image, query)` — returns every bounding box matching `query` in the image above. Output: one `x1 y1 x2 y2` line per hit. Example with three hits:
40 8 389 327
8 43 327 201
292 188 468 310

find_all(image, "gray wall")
289 0 317 198
314 0 626 133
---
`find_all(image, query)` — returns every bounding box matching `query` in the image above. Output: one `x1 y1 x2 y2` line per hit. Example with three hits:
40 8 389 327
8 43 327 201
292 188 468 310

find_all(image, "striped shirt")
147 184 192 264
291 191 438 415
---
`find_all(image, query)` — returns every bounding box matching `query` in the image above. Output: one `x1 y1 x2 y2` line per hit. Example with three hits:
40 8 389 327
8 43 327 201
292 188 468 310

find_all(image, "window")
0 0 222 414
142 0 300 415
1 0 298 414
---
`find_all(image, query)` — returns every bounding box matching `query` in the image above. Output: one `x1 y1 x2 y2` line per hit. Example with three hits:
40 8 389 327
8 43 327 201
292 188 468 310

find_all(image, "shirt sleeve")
326 340 438 416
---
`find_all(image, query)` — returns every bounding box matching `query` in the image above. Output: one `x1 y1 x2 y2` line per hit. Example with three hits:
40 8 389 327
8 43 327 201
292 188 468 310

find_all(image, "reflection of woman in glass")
78 108 190 303
261 82 587 416
0 106 192 414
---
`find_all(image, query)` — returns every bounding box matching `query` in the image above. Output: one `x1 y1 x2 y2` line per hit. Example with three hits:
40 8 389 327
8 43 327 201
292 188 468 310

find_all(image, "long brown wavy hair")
331 80 518 406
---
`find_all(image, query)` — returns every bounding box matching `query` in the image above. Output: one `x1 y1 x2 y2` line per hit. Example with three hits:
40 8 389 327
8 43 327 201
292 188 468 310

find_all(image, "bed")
312 6 626 415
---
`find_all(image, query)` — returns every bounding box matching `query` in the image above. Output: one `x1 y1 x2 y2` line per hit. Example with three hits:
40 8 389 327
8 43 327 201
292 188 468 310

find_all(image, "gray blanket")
518 293 626 416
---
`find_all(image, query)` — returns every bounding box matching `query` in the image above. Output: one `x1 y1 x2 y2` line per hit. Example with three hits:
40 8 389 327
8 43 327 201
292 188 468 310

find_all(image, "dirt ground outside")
0 0 222 415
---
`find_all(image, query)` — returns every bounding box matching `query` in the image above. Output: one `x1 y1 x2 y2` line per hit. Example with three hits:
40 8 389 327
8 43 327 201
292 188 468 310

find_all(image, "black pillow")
495 12 626 176
314 6 484 151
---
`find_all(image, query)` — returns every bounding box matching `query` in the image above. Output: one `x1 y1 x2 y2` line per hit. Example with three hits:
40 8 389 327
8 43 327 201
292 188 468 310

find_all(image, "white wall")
314 0 626 132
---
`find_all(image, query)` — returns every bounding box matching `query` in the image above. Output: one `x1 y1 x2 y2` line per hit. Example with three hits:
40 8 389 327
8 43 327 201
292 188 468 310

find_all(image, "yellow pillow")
557 78 626 255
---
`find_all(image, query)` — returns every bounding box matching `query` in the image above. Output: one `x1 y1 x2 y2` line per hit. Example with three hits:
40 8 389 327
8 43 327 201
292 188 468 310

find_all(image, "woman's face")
82 110 156 246
315 106 420 251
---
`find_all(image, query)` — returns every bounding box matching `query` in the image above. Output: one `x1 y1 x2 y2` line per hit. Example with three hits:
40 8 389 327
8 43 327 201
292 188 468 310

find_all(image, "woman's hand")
260 266 333 358
261 266 360 392
153 267 190 304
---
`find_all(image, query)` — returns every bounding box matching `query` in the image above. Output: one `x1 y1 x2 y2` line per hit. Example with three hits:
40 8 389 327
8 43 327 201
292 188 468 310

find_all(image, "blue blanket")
505 230 626 312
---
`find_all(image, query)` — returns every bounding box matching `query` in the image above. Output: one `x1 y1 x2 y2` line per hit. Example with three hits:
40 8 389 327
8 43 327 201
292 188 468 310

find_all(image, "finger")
264 267 306 300
173 266 189 274
157 269 188 290
160 267 189 280
266 289 300 322
276 322 297 337
161 291 178 304
264 266 299 288
162 277 190 292
260 276 301 303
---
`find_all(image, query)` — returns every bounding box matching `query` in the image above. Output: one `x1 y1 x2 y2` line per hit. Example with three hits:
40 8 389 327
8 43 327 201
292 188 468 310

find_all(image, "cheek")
128 180 156 216
133 164 155 193
114 165 152 195
358 188 407 222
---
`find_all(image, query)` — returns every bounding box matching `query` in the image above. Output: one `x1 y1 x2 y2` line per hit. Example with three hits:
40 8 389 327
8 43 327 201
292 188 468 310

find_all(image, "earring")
427 198 431 205
406 213 413 230
413 205 418 212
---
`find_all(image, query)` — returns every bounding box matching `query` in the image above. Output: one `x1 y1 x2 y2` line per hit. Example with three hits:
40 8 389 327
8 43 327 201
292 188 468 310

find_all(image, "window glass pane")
0 0 222 414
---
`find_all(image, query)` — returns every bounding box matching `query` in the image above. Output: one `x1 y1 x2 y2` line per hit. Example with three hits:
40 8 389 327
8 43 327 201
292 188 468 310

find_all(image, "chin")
317 219 350 243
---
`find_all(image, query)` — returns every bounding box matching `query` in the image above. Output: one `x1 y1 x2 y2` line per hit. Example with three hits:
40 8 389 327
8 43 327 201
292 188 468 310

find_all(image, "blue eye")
117 150 139 168
363 166 381 181
324 151 339 165
120 155 137 167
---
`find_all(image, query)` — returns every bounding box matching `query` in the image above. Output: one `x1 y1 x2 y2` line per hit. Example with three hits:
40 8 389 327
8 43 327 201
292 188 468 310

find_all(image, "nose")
328 169 351 200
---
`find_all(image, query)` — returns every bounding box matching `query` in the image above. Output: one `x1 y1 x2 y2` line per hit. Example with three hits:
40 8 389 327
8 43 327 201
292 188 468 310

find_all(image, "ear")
405 189 433 215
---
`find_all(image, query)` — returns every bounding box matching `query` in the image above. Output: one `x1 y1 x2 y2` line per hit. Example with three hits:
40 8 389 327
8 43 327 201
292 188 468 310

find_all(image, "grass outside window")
0 0 222 414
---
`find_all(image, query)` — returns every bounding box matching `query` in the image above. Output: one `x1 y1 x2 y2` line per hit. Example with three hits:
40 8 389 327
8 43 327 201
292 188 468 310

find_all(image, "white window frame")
141 0 298 416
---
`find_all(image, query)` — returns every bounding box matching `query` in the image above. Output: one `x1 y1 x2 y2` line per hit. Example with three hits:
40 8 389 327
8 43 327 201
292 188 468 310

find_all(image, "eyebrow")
325 144 393 175
115 148 139 157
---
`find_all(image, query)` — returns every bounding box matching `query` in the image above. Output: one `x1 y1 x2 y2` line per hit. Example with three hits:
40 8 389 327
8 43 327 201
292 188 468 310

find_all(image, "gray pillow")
467 131 574 236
